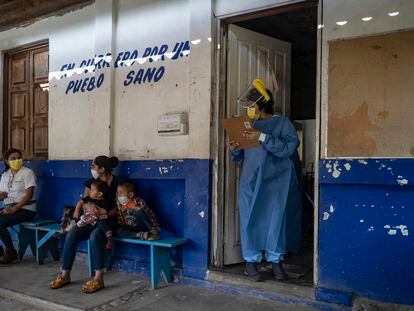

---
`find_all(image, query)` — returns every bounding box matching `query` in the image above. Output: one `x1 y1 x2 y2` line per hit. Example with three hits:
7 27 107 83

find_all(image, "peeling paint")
177 201 182 206
332 161 341 178
344 163 351 171
396 225 409 236
397 176 408 186
358 160 368 165
158 167 169 174
360 219 364 223
368 226 374 232
329 205 335 213
326 162 333 173
323 212 330 220
198 211 205 218
384 224 409 236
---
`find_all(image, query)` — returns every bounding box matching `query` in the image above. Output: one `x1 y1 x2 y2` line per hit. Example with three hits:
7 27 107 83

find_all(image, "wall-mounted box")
157 112 188 136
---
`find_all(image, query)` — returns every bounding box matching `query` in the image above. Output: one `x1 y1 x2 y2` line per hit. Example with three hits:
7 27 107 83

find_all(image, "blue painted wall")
2 159 211 279
318 159 414 305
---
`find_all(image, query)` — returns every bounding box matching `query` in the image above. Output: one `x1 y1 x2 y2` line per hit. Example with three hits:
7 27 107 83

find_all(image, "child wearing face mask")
115 182 160 241
74 179 114 248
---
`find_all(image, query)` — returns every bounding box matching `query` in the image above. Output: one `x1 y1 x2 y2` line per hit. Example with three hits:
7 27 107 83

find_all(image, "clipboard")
223 116 260 149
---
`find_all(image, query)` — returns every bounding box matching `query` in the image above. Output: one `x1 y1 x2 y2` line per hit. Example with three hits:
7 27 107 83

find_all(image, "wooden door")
4 41 49 159
224 25 291 265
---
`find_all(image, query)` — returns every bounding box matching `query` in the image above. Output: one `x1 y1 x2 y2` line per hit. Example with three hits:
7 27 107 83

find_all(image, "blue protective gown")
231 116 302 263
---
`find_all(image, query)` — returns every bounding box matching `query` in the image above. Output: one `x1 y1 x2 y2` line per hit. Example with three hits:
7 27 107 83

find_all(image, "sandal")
50 275 71 289
82 279 104 293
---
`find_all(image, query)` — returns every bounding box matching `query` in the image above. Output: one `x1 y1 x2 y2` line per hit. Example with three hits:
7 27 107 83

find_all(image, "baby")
74 179 113 248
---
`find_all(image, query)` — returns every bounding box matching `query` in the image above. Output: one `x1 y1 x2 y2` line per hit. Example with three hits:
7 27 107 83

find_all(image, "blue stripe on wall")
1 159 212 279
318 159 414 305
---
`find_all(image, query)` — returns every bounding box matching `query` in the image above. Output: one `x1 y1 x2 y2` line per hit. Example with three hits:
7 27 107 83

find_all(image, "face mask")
118 196 130 205
91 169 100 179
9 159 23 170
247 107 260 120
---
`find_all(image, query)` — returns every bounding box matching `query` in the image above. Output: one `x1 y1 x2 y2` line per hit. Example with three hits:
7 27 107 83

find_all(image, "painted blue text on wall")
56 41 190 94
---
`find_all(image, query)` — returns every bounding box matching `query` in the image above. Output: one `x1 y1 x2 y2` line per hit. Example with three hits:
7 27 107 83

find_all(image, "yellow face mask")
9 159 23 170
247 107 260 120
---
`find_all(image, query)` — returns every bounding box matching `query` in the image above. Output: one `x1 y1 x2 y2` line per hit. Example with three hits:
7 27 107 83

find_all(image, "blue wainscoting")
1 159 211 279
318 159 414 306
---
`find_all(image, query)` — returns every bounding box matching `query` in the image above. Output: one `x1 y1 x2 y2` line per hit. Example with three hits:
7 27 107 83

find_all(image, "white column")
189 0 213 158
94 0 116 155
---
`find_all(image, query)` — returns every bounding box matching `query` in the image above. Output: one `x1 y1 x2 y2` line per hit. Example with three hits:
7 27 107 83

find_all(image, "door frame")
210 0 322 285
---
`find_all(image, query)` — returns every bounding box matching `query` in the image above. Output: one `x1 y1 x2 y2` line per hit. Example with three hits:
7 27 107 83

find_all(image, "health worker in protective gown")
229 79 302 282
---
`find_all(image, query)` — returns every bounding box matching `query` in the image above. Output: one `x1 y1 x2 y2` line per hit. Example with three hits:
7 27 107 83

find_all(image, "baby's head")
117 182 135 205
90 179 109 200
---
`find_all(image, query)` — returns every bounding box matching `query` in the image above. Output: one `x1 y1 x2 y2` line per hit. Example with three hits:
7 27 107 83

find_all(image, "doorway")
212 2 318 288
3 40 49 159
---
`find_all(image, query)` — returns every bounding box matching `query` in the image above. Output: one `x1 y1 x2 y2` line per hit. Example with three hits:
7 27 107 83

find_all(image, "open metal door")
224 24 291 265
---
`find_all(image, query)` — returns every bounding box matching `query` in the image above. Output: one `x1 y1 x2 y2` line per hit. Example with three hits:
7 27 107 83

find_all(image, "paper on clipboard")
223 116 260 149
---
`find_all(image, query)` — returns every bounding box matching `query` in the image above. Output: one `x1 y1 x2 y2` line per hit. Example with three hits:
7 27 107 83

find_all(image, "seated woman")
0 148 37 265
49 155 123 293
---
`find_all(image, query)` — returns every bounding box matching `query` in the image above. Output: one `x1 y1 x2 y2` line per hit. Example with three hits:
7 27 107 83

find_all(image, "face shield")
237 79 271 119
237 79 271 108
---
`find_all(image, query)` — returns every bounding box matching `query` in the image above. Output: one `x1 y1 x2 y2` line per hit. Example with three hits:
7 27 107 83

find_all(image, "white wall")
0 0 212 160
113 0 191 159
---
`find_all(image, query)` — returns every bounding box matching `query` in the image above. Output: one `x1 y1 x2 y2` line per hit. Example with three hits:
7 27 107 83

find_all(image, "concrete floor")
0 258 322 311
0 258 148 310
0 285 318 311
113 285 317 311
0 295 43 311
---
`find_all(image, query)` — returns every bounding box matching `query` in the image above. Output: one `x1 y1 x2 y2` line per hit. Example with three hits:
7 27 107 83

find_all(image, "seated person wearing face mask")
50 155 123 293
115 182 160 241
0 148 37 265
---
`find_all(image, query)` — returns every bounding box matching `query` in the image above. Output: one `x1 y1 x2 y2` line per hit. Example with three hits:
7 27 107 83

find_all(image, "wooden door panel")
33 86 48 117
33 124 48 156
10 92 27 120
11 125 28 153
10 54 28 87
33 49 49 82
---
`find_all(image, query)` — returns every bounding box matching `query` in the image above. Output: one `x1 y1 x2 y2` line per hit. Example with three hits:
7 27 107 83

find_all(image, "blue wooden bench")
20 222 61 264
12 219 59 261
87 236 188 289
18 221 188 289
